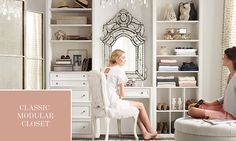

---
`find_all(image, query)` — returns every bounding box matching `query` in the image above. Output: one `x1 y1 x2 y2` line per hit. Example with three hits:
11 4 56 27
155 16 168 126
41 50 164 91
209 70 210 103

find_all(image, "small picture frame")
67 49 88 71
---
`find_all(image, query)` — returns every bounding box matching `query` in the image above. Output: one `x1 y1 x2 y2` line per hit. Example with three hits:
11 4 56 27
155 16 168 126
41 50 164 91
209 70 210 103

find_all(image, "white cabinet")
46 0 94 138
153 0 201 135
49 72 92 138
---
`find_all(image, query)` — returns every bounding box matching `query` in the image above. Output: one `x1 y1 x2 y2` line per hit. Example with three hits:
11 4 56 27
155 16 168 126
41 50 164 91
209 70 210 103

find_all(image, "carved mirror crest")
101 9 146 80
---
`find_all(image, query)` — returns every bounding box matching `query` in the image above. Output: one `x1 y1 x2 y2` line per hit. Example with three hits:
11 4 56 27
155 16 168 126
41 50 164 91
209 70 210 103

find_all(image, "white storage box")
56 16 87 24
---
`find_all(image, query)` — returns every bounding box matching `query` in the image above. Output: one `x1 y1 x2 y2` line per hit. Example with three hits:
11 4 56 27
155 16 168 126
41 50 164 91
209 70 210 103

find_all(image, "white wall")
25 0 45 12
200 0 224 101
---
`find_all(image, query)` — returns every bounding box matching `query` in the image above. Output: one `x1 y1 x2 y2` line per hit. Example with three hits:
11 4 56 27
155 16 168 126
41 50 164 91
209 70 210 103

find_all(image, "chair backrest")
88 70 110 117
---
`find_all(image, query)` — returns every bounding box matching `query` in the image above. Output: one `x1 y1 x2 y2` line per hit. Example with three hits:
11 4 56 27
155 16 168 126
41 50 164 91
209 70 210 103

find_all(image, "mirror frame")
101 9 146 80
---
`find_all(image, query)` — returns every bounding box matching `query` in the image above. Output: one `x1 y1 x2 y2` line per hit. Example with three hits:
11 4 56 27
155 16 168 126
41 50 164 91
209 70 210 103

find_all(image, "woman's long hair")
225 47 236 70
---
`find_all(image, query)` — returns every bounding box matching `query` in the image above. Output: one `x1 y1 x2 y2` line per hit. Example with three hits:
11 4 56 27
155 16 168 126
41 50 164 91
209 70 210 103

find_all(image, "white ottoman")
174 117 236 141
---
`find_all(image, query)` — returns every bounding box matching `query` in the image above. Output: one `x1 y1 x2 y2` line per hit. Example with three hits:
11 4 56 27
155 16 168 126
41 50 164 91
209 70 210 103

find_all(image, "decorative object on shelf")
82 58 92 71
189 2 198 20
177 97 182 110
178 2 191 21
172 98 176 110
177 1 198 21
55 0 69 8
100 0 148 9
125 79 136 87
0 0 22 20
74 0 89 8
55 30 66 40
60 55 70 59
159 46 168 55
163 28 191 40
67 49 88 71
163 3 177 21
72 55 83 71
101 9 146 80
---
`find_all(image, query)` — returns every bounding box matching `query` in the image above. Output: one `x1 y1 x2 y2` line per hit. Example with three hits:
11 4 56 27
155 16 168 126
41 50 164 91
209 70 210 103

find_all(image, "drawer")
51 73 87 80
72 105 91 118
72 91 89 102
50 80 88 87
72 121 91 134
125 88 150 98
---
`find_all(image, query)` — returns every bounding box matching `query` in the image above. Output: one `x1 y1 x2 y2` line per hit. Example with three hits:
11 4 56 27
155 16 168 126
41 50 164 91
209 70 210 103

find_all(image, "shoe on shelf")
163 103 169 110
162 122 168 134
157 103 162 110
157 122 164 134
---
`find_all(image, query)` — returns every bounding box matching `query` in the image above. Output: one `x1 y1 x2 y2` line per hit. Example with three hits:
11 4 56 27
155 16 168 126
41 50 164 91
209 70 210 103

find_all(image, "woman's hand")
118 83 125 98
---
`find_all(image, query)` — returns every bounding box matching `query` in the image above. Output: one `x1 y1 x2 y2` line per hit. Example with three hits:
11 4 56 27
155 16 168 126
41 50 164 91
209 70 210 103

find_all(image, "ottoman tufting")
174 117 236 141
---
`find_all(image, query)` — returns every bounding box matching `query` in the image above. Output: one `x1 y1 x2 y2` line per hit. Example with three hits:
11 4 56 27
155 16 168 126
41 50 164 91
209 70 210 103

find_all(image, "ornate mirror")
101 9 146 80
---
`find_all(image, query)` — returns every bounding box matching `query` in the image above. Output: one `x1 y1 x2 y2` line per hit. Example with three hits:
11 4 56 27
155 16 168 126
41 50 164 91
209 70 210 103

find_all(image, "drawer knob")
83 82 86 85
56 75 58 77
83 75 85 77
83 126 86 129
56 82 58 85
140 92 144 94
82 94 86 97
82 110 85 113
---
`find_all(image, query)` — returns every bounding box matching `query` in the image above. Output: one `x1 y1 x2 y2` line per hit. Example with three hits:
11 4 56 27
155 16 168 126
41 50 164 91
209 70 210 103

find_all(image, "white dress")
105 66 130 110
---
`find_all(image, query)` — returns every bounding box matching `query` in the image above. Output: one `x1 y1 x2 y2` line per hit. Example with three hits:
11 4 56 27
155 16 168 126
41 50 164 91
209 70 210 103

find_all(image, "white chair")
88 70 139 141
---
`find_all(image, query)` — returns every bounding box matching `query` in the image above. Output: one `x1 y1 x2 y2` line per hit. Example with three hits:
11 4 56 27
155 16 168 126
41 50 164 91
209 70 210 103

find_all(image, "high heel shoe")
157 103 162 110
157 122 163 134
162 122 168 134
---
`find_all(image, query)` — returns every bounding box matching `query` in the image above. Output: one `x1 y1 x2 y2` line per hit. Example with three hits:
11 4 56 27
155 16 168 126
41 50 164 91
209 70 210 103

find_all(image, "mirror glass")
25 11 44 89
112 37 135 72
102 9 146 80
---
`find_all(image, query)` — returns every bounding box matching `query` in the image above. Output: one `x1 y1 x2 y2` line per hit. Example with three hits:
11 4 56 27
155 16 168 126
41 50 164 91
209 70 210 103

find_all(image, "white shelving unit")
46 0 94 138
153 0 201 136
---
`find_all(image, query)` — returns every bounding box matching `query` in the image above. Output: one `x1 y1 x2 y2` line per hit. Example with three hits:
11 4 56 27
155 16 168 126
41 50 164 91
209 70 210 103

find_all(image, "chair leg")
133 116 139 140
92 117 96 140
105 117 110 141
117 119 122 137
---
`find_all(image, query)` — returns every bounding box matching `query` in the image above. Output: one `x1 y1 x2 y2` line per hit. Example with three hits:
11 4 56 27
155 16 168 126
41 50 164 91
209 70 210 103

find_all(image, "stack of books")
53 59 73 71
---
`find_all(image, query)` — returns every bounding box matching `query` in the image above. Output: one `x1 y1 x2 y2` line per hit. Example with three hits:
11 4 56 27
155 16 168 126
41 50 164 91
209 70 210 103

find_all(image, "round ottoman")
175 117 236 141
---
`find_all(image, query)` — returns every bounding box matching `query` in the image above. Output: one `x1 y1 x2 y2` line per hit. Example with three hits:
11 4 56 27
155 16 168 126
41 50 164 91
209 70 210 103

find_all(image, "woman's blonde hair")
109 49 125 65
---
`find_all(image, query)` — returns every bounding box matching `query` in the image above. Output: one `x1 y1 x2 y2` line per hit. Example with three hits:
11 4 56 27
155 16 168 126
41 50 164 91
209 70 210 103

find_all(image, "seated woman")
104 49 160 139
188 47 236 120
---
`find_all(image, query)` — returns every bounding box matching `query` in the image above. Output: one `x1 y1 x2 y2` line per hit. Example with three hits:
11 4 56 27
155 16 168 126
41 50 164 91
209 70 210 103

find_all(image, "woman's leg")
137 119 157 139
188 107 206 118
129 100 156 134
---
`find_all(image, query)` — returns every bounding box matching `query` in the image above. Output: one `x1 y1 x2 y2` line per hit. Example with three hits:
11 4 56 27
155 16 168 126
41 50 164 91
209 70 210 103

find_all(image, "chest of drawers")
49 72 92 138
